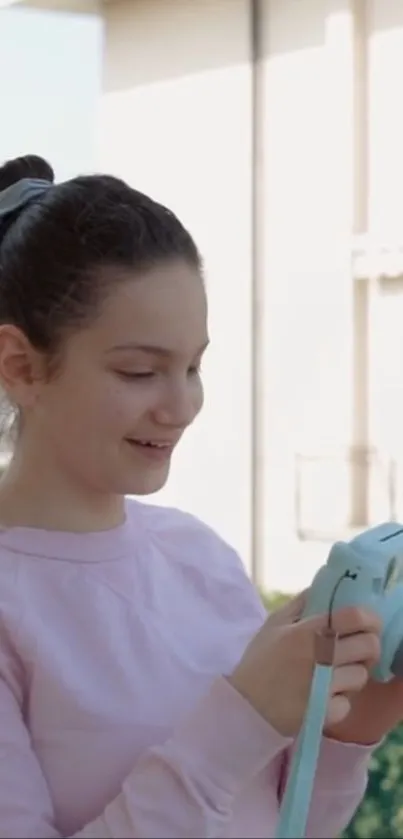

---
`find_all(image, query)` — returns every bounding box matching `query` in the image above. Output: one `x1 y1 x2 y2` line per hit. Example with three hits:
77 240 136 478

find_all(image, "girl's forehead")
71 263 208 355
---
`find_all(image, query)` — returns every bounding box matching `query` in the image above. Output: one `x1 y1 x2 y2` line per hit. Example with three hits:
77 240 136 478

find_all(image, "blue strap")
275 660 334 838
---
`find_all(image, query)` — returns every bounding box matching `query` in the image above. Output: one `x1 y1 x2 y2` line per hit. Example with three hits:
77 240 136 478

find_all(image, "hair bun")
0 155 55 192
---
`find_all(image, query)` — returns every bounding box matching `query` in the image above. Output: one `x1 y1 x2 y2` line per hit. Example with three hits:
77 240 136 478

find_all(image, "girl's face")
22 260 208 497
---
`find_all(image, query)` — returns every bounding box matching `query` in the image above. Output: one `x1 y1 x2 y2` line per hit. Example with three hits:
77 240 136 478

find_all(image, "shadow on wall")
103 0 326 94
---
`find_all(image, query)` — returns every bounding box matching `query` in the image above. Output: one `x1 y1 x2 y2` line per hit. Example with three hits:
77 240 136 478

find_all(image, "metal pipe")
250 0 265 587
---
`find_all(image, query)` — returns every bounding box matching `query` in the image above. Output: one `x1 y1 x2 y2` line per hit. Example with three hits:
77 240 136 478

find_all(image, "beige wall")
368 0 403 237
366 0 403 525
258 0 357 590
259 0 403 590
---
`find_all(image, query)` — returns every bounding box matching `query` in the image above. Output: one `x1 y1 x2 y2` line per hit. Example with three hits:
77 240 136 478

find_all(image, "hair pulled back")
0 155 201 357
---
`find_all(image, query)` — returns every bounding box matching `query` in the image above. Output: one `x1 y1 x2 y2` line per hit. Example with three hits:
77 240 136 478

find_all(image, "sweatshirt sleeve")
278 735 376 838
0 666 290 838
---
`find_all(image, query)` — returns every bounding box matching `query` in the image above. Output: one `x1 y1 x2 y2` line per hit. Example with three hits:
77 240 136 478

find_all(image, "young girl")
0 154 401 839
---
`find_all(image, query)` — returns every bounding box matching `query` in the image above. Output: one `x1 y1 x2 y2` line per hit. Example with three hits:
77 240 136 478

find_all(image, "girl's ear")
0 325 45 409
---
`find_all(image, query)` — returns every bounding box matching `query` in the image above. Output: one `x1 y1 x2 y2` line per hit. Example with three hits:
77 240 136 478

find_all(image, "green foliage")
259 589 291 612
261 589 403 838
342 723 403 838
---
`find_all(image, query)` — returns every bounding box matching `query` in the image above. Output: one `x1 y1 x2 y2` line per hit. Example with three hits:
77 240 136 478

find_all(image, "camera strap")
275 629 337 839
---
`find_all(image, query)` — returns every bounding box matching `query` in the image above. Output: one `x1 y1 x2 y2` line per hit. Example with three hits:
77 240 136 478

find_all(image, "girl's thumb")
266 590 308 627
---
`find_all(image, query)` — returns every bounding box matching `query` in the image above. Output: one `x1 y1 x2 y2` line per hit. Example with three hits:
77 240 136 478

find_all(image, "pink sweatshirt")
0 498 373 838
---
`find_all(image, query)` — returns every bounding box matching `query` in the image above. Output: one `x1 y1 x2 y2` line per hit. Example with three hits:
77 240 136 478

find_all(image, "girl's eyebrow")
106 340 209 356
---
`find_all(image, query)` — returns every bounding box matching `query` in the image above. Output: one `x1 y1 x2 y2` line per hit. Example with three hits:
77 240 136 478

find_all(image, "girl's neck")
0 448 126 533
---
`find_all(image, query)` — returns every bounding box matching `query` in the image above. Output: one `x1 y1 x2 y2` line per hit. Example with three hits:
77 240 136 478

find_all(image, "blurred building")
5 0 403 592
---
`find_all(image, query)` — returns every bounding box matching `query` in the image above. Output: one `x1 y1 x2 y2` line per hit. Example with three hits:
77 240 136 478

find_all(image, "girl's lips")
125 439 175 462
131 439 173 448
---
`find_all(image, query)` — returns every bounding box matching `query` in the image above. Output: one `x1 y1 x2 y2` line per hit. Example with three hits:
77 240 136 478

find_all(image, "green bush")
259 589 291 612
342 724 403 838
261 589 403 837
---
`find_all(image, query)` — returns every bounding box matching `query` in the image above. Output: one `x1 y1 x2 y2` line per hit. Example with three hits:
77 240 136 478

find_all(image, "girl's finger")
332 663 369 695
334 632 381 667
326 693 351 727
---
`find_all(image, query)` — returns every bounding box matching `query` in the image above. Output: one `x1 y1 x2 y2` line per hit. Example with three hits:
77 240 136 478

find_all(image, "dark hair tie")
0 177 51 222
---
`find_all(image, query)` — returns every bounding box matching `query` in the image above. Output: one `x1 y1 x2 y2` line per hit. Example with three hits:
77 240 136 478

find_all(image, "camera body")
302 522 403 681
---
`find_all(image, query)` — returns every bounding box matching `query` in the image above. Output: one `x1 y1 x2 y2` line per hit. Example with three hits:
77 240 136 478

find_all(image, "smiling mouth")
125 438 176 464
127 439 173 449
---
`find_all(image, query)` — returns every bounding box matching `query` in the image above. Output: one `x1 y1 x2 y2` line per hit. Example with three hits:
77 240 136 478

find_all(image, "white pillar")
258 0 356 591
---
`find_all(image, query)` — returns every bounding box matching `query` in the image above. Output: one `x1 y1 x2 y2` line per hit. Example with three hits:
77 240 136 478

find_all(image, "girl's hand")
325 675 403 744
228 600 381 738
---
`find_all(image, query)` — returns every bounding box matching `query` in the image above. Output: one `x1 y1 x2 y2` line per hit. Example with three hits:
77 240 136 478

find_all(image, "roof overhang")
0 0 100 12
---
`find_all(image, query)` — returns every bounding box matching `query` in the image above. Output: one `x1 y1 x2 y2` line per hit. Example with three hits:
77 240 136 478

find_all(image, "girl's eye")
116 366 202 380
117 371 155 380
188 364 202 376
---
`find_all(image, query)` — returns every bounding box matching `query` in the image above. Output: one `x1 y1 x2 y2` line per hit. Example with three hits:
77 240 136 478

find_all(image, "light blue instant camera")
275 521 403 839
302 522 403 682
